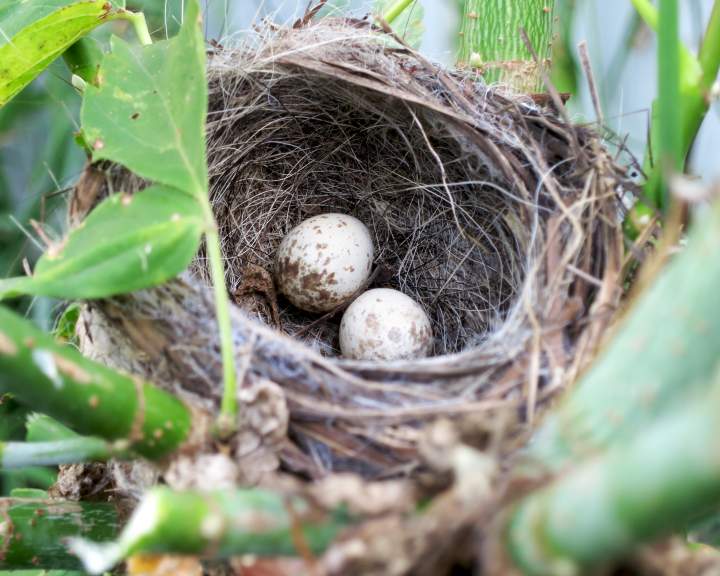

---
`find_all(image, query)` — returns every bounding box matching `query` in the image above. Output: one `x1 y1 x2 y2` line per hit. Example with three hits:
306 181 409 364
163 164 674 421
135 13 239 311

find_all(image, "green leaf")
0 185 203 300
0 1 123 107
81 0 208 196
0 0 96 40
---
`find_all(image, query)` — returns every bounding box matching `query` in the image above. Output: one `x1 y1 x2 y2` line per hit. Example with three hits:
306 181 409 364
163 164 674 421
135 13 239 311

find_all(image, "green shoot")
382 0 417 24
657 0 682 210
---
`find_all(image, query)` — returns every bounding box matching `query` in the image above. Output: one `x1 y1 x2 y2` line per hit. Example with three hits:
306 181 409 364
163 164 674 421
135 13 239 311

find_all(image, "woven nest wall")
73 18 629 481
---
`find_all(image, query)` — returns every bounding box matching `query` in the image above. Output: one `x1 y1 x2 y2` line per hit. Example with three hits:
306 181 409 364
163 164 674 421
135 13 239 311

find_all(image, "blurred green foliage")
0 63 84 497
0 0 194 497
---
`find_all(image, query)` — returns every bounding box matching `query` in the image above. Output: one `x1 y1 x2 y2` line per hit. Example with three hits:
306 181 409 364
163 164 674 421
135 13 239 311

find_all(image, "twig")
519 27 585 164
578 41 604 126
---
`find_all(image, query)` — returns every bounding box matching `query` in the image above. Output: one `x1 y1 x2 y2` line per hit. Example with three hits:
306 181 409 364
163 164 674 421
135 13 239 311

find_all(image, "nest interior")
74 17 631 480
204 32 529 357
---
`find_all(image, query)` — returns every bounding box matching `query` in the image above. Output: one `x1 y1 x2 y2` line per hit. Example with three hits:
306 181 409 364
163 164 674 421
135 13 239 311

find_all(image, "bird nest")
73 17 629 481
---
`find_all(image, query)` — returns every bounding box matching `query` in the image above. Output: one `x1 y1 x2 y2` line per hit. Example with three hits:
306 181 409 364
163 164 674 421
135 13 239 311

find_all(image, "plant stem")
527 199 720 470
0 497 119 570
25 413 79 442
508 373 720 575
629 0 657 27
0 306 191 460
120 10 153 46
62 37 104 86
70 487 351 574
383 0 416 24
457 0 556 92
0 437 125 468
699 1 720 84
657 0 682 210
629 0 720 212
203 212 238 434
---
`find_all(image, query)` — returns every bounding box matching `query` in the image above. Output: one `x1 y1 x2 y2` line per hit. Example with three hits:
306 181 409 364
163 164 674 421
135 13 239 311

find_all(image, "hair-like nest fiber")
75 16 630 479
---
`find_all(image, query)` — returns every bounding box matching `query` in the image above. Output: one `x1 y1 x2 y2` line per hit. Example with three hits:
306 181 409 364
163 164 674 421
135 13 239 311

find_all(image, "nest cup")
75 17 629 479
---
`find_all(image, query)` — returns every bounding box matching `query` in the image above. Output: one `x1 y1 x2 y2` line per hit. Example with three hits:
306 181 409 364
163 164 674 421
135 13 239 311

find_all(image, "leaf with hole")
0 185 203 300
81 2 208 196
0 0 124 107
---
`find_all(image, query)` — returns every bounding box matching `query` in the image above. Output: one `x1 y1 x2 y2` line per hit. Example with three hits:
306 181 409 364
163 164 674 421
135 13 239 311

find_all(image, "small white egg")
339 288 433 361
274 213 374 313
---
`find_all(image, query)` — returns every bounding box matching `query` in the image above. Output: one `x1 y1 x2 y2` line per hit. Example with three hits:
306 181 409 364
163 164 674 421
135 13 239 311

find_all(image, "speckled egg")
274 213 374 313
339 288 433 361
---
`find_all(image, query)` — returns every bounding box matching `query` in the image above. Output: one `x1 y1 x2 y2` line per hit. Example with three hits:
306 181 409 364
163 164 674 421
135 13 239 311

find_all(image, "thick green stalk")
0 437 124 469
0 497 118 570
70 487 351 574
457 0 555 92
527 200 720 470
508 374 720 575
0 307 191 460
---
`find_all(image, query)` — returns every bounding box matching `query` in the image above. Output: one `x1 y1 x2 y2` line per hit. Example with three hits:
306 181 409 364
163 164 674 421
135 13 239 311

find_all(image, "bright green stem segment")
0 437 124 469
205 221 238 433
657 0 681 209
0 498 118 570
508 374 720 575
630 0 720 211
457 0 555 92
383 0 416 23
124 10 153 46
70 488 351 574
528 200 720 470
0 306 191 460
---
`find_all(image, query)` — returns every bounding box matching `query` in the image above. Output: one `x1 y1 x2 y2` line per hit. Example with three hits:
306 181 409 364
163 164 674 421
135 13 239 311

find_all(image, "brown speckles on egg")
340 288 432 361
274 213 374 312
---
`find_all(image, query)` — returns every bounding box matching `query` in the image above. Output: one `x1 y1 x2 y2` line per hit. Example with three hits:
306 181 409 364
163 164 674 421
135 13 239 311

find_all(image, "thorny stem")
528 199 720 470
509 372 720 575
70 488 350 574
382 0 417 24
0 306 192 459
457 0 556 92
